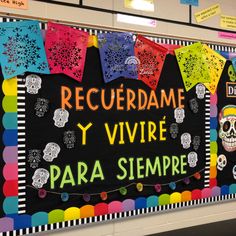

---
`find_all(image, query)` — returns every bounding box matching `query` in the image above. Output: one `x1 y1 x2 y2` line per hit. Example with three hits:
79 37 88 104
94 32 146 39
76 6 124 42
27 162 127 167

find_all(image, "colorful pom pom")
136 183 143 192
61 192 69 202
100 191 108 201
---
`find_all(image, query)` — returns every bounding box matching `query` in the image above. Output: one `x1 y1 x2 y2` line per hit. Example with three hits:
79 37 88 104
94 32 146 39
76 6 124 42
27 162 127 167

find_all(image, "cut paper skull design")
174 107 185 123
219 105 236 152
188 152 198 168
25 74 42 94
43 142 61 162
28 149 41 169
196 83 206 99
181 133 191 149
34 98 49 117
32 168 49 189
63 131 76 149
53 108 69 128
169 123 179 139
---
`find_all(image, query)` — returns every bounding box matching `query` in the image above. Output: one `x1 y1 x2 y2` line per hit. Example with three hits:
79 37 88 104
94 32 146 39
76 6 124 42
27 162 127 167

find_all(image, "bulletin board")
0 16 236 236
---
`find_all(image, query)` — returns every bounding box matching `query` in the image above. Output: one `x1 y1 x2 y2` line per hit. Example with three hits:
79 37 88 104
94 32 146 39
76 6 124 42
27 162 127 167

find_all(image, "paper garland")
98 32 138 83
202 44 226 94
134 35 168 90
175 42 211 91
0 20 49 79
0 20 229 92
45 22 89 82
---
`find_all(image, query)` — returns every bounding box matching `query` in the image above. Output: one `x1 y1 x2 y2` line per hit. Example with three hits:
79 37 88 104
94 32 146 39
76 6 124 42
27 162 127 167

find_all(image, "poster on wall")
0 18 236 236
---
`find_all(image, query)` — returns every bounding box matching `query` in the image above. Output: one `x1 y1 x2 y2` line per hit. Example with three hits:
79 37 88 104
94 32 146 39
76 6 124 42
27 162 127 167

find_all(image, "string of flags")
0 20 233 92
27 168 204 202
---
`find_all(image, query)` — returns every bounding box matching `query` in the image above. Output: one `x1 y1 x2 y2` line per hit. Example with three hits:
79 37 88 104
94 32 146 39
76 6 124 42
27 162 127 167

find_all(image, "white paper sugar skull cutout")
187 152 198 168
53 108 69 128
196 84 206 99
35 98 49 117
32 168 49 189
25 74 42 94
174 107 185 123
181 133 191 149
189 98 199 113
217 154 227 171
219 105 236 152
63 131 76 149
28 149 41 169
233 165 236 180
43 142 60 162
193 136 201 151
169 123 179 139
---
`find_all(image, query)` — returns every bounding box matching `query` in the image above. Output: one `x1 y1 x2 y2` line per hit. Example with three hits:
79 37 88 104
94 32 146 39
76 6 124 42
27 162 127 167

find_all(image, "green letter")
172 156 180 176
90 160 104 182
78 162 88 185
145 157 162 177
137 157 144 179
117 157 127 180
163 155 171 176
50 165 61 189
180 155 187 174
60 165 75 189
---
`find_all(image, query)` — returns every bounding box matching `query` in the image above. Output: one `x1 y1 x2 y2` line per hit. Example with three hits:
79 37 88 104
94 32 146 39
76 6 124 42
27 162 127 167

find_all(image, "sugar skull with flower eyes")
219 105 236 152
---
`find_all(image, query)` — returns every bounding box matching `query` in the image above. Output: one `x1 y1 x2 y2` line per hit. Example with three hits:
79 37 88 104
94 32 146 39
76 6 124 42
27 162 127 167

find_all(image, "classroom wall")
0 1 235 235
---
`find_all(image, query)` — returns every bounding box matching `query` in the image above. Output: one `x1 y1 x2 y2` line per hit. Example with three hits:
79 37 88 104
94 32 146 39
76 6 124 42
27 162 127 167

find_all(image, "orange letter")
87 88 99 111
117 84 125 110
138 89 148 110
147 90 159 110
127 89 136 111
160 89 176 108
101 89 115 110
61 86 72 109
178 89 185 109
75 87 84 110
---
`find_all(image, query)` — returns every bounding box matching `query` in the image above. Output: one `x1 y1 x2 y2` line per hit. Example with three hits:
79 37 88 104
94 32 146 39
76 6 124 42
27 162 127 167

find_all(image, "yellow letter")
77 122 93 145
104 123 118 145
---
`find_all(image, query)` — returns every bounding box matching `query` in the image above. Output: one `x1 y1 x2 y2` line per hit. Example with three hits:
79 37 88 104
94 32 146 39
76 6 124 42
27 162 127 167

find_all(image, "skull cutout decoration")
53 108 69 128
181 133 191 149
196 84 206 99
174 107 185 124
169 123 179 139
189 98 199 113
219 105 236 152
193 136 201 151
32 168 49 189
25 74 42 94
43 142 61 162
28 149 41 169
34 98 49 117
217 154 227 171
228 65 236 82
187 152 198 168
63 131 76 149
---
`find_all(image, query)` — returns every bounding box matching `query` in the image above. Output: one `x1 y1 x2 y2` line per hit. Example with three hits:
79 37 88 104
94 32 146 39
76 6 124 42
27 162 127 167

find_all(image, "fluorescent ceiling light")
117 14 156 27
125 0 155 12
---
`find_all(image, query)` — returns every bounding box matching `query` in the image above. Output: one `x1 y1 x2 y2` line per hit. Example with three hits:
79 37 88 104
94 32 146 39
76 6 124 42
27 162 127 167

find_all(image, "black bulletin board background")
24 48 206 214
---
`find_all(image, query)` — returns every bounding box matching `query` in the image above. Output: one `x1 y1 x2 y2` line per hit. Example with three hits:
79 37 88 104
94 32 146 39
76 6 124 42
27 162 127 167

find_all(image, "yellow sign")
0 0 28 10
194 4 221 23
124 0 154 12
221 15 236 30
